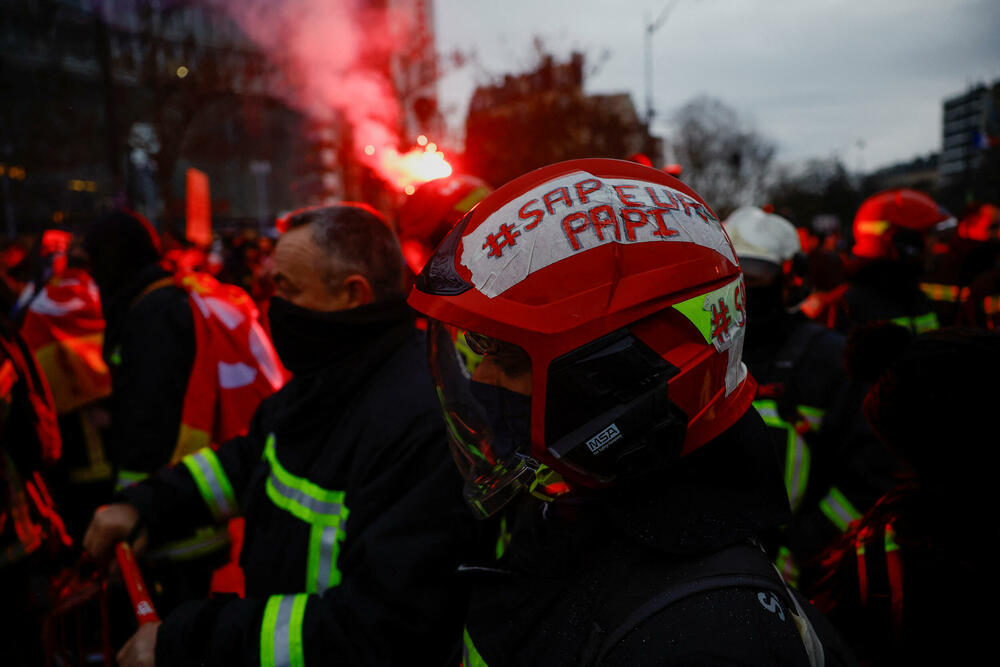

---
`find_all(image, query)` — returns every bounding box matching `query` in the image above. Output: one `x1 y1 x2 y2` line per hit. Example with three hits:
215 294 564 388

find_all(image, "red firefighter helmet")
397 175 491 274
408 158 754 516
852 189 954 260
957 203 1000 242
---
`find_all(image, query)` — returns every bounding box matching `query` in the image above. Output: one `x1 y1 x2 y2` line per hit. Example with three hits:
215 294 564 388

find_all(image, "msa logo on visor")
545 329 687 483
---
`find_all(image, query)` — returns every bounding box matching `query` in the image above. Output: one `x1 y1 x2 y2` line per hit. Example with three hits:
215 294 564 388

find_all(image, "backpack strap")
585 542 825 667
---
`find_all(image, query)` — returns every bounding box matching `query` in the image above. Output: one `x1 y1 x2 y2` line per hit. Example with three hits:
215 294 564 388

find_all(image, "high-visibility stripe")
149 526 230 561
919 282 964 303
785 423 810 511
983 295 1000 315
181 448 238 522
463 627 489 667
890 312 939 334
261 594 308 667
263 434 347 526
884 523 904 639
753 400 820 510
775 545 800 587
819 487 862 532
306 523 344 593
115 469 149 492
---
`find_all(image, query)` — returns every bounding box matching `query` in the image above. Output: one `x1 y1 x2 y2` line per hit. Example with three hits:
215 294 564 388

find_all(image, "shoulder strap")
587 542 825 667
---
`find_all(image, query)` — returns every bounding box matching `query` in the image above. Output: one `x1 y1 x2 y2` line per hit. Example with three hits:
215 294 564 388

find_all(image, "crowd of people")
1 156 997 666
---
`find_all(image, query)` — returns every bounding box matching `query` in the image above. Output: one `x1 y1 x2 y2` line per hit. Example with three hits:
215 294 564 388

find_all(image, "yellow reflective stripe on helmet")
820 487 862 532
181 448 238 522
856 220 890 236
463 627 489 667
263 434 348 526
261 594 308 667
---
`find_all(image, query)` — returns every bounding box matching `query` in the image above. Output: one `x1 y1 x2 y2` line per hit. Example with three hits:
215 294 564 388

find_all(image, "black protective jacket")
829 261 938 335
743 311 901 577
811 483 990 666
461 409 857 666
102 263 194 481
123 305 481 665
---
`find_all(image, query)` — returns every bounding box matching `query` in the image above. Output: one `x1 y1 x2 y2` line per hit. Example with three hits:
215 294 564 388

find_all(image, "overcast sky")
433 0 1000 172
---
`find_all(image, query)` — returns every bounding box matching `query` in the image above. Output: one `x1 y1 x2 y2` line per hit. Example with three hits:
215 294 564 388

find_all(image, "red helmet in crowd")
408 158 754 516
397 175 492 274
957 203 1000 242
852 189 954 260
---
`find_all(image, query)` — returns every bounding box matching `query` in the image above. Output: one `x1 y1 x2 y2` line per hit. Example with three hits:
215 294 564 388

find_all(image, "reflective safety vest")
889 312 939 334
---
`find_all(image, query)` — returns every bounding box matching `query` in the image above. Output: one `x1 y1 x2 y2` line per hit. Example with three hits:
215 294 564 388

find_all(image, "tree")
768 158 861 231
668 97 775 216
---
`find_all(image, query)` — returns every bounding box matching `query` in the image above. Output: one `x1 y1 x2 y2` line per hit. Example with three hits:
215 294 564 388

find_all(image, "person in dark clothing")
409 159 857 665
81 211 227 610
810 325 998 665
1 309 65 667
82 211 195 490
829 189 954 335
85 204 481 666
725 206 902 587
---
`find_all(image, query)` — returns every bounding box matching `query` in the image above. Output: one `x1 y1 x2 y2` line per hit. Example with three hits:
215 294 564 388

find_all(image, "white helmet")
724 206 801 266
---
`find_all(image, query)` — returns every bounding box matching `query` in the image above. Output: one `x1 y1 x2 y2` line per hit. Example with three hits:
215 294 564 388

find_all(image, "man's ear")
343 274 375 307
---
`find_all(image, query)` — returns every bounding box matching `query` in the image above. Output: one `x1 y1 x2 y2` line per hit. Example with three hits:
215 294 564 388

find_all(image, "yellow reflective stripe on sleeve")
820 487 862 532
148 526 230 561
753 400 818 510
263 434 348 526
463 627 489 667
890 312 939 334
181 447 238 522
261 594 308 667
114 469 149 492
306 522 345 594
263 434 349 594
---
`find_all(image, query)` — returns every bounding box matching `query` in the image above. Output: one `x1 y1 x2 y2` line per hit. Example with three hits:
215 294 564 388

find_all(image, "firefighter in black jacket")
85 204 480 666
725 207 901 586
828 189 954 335
408 159 856 665
810 324 998 665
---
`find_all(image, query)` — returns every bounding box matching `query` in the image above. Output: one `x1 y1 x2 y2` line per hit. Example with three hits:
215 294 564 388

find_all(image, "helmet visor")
426 320 537 517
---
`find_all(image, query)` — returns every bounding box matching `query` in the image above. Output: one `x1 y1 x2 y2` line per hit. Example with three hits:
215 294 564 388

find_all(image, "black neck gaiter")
267 296 414 375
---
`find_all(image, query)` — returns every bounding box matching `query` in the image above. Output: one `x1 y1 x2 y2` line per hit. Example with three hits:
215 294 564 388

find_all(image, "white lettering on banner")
460 171 735 298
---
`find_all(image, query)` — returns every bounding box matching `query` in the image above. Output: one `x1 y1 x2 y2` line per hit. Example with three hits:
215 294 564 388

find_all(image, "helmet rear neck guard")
409 159 755 491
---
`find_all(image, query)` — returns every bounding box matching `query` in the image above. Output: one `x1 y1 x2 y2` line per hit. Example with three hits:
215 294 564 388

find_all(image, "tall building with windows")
940 81 1000 186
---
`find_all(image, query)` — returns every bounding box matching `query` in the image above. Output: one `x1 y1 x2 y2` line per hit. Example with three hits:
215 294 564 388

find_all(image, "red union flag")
20 269 111 414
186 167 212 247
170 272 286 461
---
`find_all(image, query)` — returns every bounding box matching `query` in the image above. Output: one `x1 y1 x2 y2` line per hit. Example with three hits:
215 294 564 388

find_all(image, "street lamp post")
644 0 681 127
